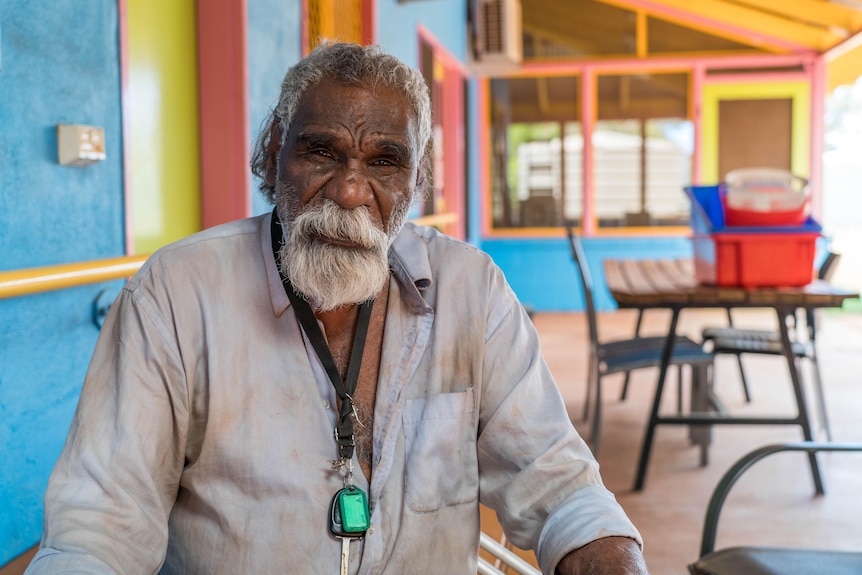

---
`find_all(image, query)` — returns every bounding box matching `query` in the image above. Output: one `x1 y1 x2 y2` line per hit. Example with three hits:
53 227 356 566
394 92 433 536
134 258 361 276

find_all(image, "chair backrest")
564 223 600 351
806 251 842 336
818 251 841 282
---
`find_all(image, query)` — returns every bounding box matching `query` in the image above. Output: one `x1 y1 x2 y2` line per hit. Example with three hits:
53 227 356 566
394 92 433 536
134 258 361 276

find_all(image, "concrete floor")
526 307 862 575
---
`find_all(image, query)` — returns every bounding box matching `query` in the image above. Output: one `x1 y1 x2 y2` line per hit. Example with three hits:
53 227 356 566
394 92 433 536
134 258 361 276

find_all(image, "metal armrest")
478 532 541 575
698 442 862 558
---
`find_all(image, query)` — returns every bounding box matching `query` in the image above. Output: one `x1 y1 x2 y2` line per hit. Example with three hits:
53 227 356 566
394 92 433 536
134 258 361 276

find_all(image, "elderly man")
26 42 647 574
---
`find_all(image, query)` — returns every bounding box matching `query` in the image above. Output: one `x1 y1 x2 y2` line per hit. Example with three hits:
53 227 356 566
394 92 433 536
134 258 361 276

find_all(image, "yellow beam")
636 9 648 58
596 0 847 51
0 255 149 300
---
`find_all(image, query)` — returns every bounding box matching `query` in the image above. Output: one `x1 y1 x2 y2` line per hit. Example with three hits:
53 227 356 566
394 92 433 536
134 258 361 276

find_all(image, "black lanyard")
270 210 373 461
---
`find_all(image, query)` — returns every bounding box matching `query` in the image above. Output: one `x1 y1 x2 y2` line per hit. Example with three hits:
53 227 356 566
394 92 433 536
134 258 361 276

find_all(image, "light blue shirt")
27 213 641 575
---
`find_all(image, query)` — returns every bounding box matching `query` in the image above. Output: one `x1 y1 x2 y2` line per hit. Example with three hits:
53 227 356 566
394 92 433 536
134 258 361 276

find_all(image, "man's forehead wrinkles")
297 125 411 152
296 131 334 145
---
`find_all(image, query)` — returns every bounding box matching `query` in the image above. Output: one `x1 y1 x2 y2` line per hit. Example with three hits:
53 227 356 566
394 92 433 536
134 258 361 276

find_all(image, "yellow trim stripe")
701 81 810 183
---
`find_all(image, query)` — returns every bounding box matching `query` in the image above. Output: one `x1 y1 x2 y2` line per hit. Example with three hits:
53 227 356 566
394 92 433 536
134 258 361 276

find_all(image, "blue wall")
0 0 126 563
482 236 695 312
247 0 303 217
375 0 467 64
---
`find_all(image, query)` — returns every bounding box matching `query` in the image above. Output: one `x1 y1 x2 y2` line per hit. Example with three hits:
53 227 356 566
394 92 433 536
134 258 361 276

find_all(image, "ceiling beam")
826 27 862 59
733 0 862 32
594 0 837 52
636 10 648 57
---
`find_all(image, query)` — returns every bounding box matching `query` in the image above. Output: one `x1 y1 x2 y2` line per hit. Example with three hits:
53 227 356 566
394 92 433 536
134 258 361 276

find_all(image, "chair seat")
599 335 713 375
708 336 810 357
702 326 780 342
689 546 862 575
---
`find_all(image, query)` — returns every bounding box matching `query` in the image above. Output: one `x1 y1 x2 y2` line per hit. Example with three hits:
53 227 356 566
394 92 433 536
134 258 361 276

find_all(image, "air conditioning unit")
469 0 523 74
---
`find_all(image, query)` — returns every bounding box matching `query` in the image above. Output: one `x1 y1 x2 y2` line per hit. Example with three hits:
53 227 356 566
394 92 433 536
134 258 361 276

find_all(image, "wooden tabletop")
604 258 859 309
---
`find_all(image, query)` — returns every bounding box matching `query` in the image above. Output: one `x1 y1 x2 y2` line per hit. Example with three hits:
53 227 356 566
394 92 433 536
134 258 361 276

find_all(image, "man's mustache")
291 202 387 250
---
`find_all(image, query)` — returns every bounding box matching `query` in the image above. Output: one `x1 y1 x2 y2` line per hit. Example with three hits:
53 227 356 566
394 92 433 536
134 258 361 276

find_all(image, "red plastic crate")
686 185 821 287
692 231 819 287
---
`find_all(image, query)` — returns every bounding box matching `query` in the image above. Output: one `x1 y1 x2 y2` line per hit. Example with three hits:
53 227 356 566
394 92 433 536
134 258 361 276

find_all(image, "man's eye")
311 148 334 158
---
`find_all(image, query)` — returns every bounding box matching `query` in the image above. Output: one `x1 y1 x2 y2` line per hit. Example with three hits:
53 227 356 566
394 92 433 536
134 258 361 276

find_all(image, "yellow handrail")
0 213 460 300
412 212 458 230
0 255 149 300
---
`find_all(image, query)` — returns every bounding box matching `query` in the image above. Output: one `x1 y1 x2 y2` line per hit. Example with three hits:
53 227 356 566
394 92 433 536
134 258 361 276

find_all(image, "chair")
478 532 541 575
701 252 841 440
619 308 746 406
565 225 714 457
688 442 862 575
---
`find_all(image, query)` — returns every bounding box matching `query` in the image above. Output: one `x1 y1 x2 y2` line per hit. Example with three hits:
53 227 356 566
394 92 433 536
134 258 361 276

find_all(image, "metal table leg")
633 307 680 491
776 306 824 494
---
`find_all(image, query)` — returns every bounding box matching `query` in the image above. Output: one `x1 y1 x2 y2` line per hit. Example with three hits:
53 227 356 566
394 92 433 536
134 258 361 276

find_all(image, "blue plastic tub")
684 185 821 287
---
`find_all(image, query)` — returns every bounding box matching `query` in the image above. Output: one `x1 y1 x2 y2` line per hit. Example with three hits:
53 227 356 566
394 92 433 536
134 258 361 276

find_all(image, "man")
27 42 647 574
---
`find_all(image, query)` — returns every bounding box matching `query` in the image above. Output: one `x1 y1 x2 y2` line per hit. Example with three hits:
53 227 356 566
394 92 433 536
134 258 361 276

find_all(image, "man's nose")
325 160 373 209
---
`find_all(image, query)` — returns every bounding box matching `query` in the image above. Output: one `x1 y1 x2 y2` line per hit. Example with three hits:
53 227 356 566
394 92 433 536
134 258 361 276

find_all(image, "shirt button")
323 401 330 409
368 524 374 535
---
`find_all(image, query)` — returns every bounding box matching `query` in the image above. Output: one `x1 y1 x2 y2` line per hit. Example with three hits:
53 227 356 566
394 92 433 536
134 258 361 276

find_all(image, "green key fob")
329 486 369 537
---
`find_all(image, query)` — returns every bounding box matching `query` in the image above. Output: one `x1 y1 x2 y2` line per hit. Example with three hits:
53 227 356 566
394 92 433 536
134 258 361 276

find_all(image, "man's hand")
555 536 648 574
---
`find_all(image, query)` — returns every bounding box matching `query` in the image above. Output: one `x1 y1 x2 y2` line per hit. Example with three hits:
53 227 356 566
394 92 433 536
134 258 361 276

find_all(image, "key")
329 487 368 575
339 536 351 575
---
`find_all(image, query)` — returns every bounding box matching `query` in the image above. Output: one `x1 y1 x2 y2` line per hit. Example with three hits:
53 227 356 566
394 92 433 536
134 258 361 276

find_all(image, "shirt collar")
388 221 434 314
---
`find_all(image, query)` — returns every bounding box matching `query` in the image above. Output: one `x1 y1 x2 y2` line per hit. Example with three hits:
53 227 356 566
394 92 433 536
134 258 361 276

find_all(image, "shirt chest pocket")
402 389 479 513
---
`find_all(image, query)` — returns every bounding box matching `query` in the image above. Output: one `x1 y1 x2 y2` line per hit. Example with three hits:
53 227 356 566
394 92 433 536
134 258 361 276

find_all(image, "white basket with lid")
724 167 809 213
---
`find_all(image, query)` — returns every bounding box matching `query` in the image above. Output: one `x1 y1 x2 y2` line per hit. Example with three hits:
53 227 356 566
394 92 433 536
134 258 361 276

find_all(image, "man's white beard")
277 199 407 312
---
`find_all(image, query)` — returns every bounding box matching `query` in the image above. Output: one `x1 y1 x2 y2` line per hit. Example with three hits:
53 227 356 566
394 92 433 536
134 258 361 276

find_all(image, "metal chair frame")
565 225 714 457
624 307 750 404
689 441 862 575
478 532 541 575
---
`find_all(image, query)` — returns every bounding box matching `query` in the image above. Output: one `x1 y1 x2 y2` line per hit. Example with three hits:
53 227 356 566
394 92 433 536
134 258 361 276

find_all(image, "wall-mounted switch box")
58 124 106 166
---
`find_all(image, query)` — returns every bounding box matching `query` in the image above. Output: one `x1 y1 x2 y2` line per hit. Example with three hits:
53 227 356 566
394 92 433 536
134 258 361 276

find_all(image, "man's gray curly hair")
250 41 434 205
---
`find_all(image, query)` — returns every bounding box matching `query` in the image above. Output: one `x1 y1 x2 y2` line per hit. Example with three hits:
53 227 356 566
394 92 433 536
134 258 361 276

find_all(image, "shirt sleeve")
475 267 642 574
26 285 188 575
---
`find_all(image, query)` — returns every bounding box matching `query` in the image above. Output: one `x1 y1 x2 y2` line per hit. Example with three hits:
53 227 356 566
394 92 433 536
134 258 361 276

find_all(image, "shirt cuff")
535 484 643 574
25 547 119 575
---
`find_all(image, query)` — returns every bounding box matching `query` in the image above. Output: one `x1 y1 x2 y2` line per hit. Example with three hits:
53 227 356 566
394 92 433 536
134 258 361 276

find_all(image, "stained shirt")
26 212 642 575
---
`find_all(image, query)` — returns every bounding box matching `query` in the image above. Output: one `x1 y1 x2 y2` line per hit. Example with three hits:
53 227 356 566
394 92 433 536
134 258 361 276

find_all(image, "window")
489 76 580 228
592 118 693 227
488 71 692 230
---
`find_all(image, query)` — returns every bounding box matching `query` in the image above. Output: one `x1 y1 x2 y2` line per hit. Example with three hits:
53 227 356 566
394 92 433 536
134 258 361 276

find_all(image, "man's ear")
264 120 283 189
415 166 426 190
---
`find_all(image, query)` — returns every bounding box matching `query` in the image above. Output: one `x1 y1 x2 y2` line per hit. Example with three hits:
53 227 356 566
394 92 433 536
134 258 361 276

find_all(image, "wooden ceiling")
521 0 862 58
494 0 862 123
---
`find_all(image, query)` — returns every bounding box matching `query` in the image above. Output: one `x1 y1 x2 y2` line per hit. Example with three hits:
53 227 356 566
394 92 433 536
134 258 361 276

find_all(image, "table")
603 258 859 492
